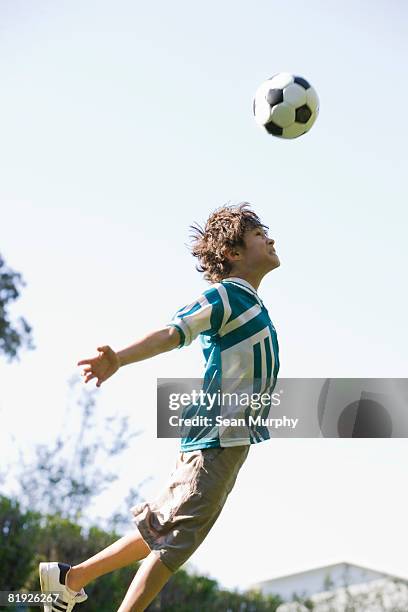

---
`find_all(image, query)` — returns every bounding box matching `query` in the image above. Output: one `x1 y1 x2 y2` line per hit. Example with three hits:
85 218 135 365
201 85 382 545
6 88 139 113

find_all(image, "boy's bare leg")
116 552 173 612
65 530 151 592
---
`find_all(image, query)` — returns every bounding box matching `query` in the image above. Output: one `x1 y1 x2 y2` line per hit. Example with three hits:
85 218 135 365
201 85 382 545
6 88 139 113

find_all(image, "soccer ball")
253 73 319 139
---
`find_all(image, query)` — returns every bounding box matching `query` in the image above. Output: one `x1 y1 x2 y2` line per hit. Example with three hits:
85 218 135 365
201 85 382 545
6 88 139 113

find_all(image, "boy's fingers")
78 347 110 366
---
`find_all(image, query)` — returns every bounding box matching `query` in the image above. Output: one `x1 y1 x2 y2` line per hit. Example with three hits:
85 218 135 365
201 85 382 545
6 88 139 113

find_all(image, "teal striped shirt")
167 277 280 451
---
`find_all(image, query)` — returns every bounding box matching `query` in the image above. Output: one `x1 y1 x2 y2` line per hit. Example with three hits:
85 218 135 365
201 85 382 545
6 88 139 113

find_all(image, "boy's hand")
77 345 121 387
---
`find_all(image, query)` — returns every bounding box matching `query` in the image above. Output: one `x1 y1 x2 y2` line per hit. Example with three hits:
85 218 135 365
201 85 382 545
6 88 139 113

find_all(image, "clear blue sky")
1 0 407 591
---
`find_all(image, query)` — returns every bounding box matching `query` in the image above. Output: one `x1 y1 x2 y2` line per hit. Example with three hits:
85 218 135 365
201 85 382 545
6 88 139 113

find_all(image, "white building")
251 562 408 611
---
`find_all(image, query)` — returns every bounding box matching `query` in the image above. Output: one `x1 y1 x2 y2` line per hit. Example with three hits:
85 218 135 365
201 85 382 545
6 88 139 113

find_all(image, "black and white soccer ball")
253 73 319 139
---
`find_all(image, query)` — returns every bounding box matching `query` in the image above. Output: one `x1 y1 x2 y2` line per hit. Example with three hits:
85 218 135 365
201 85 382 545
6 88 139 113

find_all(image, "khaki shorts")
130 445 250 572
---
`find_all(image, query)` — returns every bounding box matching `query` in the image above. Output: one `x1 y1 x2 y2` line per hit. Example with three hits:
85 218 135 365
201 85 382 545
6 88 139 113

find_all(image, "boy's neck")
223 271 264 292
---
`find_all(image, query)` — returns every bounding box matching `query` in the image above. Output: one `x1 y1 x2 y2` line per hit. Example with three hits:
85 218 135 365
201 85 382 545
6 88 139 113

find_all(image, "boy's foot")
39 562 88 612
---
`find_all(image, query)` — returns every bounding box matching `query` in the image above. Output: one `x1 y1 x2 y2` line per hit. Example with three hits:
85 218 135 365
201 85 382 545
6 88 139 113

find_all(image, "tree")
27 514 141 612
10 378 144 528
146 569 284 611
0 498 140 612
0 498 285 612
0 253 34 361
0 496 41 591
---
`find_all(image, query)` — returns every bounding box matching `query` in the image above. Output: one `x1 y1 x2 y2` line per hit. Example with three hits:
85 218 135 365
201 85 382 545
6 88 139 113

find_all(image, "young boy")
39 203 280 612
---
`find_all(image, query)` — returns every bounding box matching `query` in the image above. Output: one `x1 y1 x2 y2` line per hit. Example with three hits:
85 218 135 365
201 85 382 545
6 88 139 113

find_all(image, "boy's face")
240 225 280 274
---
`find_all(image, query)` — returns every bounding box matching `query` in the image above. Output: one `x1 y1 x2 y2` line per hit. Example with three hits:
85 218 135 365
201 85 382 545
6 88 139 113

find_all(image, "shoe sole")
39 562 50 591
38 563 52 612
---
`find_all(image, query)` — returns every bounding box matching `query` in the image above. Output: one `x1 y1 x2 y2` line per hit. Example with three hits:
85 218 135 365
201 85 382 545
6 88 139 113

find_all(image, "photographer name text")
169 415 298 429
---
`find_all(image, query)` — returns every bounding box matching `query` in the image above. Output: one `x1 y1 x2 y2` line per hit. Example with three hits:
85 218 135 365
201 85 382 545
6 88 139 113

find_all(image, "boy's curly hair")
190 202 267 283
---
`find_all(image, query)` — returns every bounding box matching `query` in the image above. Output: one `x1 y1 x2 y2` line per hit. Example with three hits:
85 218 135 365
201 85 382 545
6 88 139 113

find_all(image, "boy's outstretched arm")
77 326 181 387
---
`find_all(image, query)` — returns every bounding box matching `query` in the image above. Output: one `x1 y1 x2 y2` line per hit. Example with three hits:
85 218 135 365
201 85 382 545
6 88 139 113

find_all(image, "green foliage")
0 496 41 591
210 585 283 612
0 253 34 361
147 569 283 611
25 514 140 612
0 500 139 612
0 496 284 612
150 570 219 610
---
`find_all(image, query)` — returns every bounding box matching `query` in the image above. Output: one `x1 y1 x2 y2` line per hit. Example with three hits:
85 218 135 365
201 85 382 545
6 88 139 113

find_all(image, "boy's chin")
269 256 280 270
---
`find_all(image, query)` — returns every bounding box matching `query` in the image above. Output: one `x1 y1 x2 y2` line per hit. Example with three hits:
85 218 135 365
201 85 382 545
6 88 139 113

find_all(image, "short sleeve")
166 285 225 348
